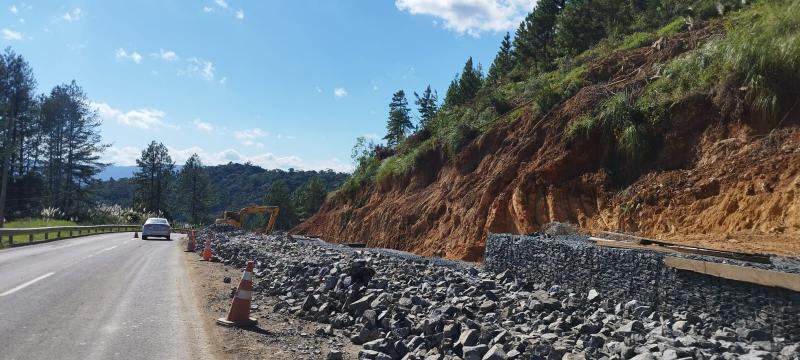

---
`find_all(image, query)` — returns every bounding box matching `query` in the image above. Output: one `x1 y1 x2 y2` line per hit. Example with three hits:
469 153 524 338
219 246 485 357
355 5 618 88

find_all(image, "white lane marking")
100 245 120 252
0 272 55 297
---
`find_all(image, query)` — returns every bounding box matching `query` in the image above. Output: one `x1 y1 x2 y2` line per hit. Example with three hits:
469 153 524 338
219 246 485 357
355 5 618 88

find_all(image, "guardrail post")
29 233 33 242
45 232 49 240
69 230 73 237
57 230 61 238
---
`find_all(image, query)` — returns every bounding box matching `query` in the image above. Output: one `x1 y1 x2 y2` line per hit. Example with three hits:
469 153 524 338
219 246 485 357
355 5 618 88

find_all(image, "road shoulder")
181 239 360 360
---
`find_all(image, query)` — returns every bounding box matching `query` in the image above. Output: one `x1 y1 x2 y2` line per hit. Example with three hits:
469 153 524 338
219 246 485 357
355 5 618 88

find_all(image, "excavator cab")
215 206 280 234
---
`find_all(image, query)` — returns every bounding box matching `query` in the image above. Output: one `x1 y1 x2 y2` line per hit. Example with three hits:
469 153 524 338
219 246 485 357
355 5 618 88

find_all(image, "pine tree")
458 57 483 105
40 81 108 217
177 153 212 225
414 85 438 129
444 58 483 107
0 49 37 226
133 141 174 216
444 76 462 108
384 90 412 148
513 0 566 72
487 32 514 83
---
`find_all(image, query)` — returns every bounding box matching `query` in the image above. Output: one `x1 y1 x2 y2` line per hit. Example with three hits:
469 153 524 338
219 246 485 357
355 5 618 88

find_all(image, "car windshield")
145 218 168 225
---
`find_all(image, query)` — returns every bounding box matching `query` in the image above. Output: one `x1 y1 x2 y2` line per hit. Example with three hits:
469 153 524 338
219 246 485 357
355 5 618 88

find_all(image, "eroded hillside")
293 1 800 259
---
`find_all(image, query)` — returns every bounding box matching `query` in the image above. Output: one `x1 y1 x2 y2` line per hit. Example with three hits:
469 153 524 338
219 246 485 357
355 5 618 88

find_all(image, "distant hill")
204 163 347 215
96 166 138 180
97 165 184 180
89 162 349 220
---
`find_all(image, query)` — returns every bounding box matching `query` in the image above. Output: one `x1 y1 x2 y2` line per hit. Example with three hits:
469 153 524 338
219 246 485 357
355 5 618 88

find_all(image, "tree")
487 32 514 83
177 154 213 225
554 0 635 57
444 76 461 108
445 57 483 107
133 141 174 216
40 81 108 217
513 0 565 72
292 177 327 221
384 90 413 148
264 180 298 230
414 85 439 129
0 48 36 227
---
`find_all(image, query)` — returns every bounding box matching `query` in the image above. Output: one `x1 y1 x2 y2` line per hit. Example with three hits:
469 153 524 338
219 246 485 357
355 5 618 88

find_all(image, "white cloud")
234 128 267 140
395 0 534 37
180 58 215 81
152 49 178 61
115 48 143 63
62 8 82 22
235 9 244 19
334 87 348 97
219 76 227 85
103 145 353 172
315 86 323 93
203 6 214 12
215 0 229 9
103 146 141 166
193 119 214 132
10 5 18 14
92 102 177 130
1 28 22 41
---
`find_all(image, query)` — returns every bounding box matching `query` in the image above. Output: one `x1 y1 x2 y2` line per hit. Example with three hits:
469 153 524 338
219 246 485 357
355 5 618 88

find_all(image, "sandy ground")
181 239 361 360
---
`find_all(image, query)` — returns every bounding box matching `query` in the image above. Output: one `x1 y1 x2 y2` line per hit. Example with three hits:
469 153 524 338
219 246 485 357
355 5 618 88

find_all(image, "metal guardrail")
0 224 141 247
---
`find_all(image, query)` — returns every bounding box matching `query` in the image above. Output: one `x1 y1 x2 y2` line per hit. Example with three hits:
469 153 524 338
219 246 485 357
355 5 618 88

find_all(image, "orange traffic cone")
217 261 258 327
202 237 212 261
186 230 196 252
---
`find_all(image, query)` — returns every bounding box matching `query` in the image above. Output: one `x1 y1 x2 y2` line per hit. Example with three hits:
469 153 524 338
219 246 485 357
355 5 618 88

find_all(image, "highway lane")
0 232 213 360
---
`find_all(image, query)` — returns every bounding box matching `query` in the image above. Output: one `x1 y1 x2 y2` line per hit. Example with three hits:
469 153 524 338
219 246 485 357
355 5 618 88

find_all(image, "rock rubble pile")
195 229 798 360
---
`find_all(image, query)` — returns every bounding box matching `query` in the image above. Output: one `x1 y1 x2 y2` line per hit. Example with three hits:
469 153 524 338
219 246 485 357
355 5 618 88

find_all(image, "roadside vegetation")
332 0 799 203
90 157 346 230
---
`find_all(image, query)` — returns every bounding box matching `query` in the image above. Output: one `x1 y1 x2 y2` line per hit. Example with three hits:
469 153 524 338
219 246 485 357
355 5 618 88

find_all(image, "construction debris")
195 228 799 359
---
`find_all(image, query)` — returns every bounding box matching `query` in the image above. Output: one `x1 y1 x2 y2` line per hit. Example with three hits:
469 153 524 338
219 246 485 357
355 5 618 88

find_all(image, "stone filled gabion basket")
194 227 800 360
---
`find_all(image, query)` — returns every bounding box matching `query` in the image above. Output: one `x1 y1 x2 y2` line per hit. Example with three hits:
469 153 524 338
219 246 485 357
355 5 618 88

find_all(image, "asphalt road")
0 232 213 360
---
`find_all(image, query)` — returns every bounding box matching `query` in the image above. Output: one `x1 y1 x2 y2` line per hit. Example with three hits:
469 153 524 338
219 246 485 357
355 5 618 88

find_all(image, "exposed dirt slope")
293 26 800 259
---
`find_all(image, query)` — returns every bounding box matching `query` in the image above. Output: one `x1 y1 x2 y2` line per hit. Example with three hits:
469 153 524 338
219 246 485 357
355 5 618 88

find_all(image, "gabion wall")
484 233 800 340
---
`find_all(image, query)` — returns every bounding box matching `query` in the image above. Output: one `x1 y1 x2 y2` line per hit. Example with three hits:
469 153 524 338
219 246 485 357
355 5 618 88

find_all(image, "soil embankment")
294 25 800 260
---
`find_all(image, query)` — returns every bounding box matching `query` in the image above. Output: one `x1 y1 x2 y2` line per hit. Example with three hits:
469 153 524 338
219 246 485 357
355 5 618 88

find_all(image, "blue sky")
0 0 534 172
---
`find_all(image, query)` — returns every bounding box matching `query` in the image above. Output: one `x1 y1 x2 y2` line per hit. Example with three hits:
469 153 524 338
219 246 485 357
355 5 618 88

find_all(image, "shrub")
656 17 687 37
525 65 587 113
618 32 656 50
565 114 598 140
376 138 439 181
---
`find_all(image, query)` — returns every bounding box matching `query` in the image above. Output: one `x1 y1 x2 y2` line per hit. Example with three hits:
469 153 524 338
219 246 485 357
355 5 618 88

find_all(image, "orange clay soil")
293 25 800 260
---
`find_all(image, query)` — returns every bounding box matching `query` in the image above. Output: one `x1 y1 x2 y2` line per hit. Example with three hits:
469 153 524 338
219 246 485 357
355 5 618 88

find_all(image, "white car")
141 218 171 240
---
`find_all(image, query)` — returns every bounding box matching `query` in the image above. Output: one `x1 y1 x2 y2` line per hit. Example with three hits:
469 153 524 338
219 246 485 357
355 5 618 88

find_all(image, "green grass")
640 0 800 120
657 17 687 37
0 218 132 247
376 138 438 181
5 218 78 228
618 32 656 50
565 114 598 140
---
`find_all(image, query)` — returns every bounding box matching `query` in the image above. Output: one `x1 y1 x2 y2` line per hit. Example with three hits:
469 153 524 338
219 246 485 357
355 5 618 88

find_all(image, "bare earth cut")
293 24 800 260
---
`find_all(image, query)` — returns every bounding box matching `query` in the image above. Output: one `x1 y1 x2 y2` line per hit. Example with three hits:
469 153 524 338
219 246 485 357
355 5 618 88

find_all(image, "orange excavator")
215 206 280 234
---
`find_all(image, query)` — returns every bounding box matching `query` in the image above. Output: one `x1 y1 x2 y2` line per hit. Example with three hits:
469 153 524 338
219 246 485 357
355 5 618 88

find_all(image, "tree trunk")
0 116 17 228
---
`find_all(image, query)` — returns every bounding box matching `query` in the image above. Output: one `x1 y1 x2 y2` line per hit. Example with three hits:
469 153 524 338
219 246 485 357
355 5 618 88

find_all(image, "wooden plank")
591 235 770 264
664 256 800 292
